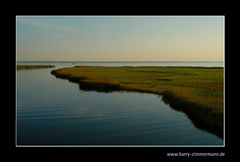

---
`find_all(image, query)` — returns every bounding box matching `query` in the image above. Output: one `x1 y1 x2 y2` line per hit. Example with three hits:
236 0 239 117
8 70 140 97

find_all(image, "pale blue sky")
16 16 224 61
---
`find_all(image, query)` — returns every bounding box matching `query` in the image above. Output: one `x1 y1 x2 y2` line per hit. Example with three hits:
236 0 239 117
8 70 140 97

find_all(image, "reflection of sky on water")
16 64 223 145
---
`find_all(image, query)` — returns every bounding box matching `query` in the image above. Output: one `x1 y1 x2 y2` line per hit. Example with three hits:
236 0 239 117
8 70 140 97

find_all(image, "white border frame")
15 15 225 147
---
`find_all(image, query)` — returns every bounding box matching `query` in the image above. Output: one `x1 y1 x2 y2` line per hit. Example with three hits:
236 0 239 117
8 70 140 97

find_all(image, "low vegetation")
17 65 55 70
51 66 224 138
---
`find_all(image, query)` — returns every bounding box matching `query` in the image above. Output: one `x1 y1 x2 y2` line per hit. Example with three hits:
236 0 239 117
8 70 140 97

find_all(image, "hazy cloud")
17 17 78 32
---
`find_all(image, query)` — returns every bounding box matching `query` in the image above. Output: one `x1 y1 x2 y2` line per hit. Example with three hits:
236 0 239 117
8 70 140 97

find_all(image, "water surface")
17 61 224 67
16 63 223 145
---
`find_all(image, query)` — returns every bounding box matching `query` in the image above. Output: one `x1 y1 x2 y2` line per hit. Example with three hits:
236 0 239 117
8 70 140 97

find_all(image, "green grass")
17 65 55 70
51 66 224 138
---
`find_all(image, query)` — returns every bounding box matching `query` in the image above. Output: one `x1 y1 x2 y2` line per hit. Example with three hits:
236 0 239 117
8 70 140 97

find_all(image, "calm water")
17 61 224 67
16 62 223 146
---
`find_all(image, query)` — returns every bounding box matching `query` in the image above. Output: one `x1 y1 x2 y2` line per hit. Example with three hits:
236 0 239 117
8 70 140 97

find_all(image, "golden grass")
51 66 224 138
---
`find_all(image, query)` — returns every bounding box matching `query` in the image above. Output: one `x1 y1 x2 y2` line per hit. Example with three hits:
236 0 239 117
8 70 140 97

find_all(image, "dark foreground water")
16 62 223 146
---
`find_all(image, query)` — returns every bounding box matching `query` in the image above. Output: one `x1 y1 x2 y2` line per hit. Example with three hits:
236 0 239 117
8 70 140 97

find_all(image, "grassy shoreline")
51 66 223 138
17 65 55 70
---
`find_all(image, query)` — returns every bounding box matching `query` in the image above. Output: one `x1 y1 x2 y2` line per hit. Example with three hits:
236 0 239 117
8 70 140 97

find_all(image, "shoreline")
51 66 223 138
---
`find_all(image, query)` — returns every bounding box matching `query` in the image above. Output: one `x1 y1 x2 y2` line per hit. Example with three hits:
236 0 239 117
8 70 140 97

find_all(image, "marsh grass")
17 65 55 70
51 66 224 138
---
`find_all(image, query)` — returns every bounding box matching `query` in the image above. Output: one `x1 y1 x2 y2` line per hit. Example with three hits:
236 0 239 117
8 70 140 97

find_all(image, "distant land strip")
17 65 55 70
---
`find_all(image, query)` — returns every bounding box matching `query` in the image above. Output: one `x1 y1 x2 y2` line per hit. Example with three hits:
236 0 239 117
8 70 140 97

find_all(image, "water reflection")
17 68 223 145
72 77 223 139
162 95 223 139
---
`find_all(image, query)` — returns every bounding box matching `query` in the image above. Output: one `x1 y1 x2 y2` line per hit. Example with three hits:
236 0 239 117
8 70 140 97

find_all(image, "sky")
16 16 224 61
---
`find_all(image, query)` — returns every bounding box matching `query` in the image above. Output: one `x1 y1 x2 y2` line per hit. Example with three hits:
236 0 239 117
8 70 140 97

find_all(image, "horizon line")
16 60 224 62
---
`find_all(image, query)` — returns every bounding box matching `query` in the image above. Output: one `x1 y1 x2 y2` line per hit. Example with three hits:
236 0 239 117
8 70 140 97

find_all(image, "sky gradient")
16 16 224 61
